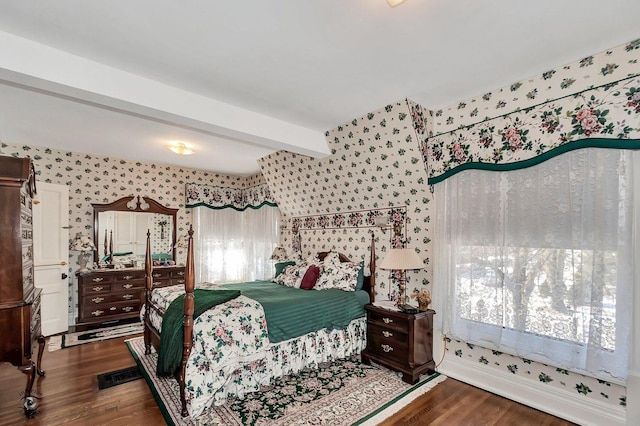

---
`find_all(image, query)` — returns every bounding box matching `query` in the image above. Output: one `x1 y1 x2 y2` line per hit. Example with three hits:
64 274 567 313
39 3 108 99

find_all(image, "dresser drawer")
113 279 145 291
367 309 410 332
171 269 186 279
169 277 186 286
83 290 143 306
82 274 115 285
114 271 146 282
81 282 112 295
150 269 171 279
80 300 141 321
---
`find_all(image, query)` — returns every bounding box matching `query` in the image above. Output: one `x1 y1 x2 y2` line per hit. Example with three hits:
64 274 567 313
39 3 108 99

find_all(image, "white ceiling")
0 0 639 175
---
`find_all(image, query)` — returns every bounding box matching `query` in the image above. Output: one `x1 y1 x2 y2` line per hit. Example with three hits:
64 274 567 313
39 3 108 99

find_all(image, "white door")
33 182 69 336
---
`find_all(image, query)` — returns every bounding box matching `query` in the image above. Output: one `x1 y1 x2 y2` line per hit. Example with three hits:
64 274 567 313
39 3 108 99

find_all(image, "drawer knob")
92 286 104 292
383 317 393 324
91 297 104 303
381 344 394 353
109 306 117 311
177 271 185 276
92 277 104 283
123 275 134 280
382 330 393 338
122 294 134 300
122 306 134 313
153 282 162 286
123 283 134 289
176 279 185 284
153 273 161 278
91 310 104 317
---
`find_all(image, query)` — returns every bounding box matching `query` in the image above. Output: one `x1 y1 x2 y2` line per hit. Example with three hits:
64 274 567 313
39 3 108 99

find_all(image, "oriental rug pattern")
125 336 446 426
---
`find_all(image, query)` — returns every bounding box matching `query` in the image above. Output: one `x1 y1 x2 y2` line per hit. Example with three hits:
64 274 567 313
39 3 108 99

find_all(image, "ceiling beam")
0 30 330 159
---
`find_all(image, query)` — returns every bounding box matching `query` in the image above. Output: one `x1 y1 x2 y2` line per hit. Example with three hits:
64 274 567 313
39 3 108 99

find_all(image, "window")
193 205 280 283
434 148 635 381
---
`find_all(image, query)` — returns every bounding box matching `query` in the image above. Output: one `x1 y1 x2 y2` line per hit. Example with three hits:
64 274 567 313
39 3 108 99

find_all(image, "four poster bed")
142 227 376 418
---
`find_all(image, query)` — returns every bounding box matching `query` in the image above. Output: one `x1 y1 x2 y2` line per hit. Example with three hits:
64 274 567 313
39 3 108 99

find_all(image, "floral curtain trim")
424 75 640 184
185 182 277 211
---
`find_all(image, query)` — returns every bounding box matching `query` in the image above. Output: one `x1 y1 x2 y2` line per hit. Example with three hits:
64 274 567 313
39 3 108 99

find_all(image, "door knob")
61 273 68 280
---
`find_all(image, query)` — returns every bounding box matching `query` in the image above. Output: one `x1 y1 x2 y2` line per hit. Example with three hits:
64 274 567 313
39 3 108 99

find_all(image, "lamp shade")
379 248 424 270
70 233 96 252
270 246 288 261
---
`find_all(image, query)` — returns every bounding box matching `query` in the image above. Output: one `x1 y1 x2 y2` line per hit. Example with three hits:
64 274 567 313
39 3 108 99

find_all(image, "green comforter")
222 281 368 343
156 289 240 377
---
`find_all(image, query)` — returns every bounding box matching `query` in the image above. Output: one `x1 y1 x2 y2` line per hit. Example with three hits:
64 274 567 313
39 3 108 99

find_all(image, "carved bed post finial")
144 229 152 354
179 225 195 417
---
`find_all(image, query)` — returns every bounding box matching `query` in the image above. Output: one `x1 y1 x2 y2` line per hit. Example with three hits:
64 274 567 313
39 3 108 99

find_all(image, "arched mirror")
92 195 178 267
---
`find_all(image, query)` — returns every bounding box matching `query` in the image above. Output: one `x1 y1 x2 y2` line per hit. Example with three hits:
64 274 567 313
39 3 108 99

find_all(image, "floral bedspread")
144 283 270 417
143 283 367 418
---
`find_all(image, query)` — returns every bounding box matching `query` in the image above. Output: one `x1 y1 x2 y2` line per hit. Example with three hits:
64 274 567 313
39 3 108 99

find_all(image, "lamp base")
78 252 92 271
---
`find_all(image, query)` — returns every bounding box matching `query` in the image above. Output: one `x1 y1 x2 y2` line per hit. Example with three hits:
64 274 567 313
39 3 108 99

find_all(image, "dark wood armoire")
0 155 45 417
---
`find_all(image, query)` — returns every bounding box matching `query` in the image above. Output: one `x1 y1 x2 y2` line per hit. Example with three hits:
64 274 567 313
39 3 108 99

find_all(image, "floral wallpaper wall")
445 337 626 407
0 140 264 323
421 39 640 409
258 100 434 301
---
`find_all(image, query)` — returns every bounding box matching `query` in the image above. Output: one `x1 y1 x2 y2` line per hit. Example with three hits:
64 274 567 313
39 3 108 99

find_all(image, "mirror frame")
92 195 179 264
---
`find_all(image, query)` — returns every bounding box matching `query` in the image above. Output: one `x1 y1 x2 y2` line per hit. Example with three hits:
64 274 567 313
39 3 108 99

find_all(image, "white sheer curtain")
193 206 280 283
433 148 635 381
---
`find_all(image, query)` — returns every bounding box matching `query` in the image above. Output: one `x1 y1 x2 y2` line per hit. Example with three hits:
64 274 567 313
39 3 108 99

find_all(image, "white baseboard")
438 356 626 426
626 370 639 423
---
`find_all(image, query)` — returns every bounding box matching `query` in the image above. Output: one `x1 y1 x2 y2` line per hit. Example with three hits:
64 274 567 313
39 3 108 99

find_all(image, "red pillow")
300 265 320 290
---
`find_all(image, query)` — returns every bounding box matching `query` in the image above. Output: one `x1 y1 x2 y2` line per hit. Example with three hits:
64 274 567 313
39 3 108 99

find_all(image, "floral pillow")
273 264 308 288
315 259 361 292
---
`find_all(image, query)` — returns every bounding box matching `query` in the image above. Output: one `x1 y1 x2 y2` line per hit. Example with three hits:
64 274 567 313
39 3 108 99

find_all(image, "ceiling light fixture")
387 0 408 7
168 142 194 155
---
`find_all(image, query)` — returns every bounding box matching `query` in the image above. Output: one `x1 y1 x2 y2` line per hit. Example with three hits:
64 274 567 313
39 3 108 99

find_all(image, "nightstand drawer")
367 323 408 347
367 309 410 332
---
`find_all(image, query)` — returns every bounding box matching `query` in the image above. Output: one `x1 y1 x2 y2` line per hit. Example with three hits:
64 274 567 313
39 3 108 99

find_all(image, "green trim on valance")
428 138 640 185
185 201 278 211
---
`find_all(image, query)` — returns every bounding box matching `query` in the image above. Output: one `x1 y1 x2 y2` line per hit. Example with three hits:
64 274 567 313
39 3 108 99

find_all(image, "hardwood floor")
0 336 575 425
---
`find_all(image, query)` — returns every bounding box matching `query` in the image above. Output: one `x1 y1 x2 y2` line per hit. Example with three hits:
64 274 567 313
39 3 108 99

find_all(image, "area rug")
126 336 446 426
48 322 144 351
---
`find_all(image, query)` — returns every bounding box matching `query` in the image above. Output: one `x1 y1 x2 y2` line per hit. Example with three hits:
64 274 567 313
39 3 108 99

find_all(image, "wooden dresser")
77 265 186 326
0 156 45 417
361 304 435 384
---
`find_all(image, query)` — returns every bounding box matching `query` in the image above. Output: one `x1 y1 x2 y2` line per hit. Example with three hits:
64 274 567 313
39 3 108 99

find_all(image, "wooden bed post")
179 225 195 417
144 230 152 354
370 232 376 303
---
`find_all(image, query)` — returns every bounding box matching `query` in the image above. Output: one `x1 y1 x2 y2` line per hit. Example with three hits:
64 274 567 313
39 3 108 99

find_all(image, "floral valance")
423 75 640 184
185 182 277 211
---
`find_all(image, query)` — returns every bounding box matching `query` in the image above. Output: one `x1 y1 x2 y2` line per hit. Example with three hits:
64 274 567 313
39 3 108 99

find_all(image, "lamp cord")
435 334 447 369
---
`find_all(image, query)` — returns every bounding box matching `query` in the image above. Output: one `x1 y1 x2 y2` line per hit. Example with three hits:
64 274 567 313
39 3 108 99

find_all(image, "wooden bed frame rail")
143 226 376 417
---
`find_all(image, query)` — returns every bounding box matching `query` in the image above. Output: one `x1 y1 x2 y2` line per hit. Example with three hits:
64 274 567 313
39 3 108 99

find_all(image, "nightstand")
361 304 435 384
